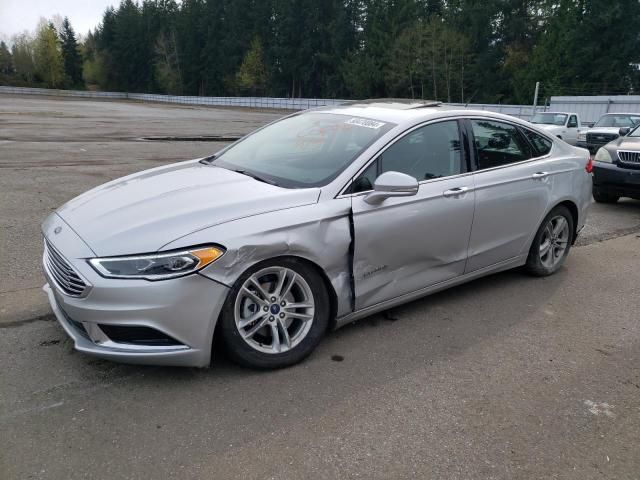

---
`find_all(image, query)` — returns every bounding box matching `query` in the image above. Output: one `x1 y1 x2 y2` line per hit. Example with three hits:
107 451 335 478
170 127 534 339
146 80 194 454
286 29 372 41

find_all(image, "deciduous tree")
236 36 268 95
33 23 65 88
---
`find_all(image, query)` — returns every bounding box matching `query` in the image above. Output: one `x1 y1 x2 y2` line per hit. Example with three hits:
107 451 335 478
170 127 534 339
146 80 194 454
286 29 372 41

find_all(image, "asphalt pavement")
1 96 639 479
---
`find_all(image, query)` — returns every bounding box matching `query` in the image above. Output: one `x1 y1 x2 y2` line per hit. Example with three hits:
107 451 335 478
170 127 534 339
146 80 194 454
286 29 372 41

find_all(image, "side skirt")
334 254 527 329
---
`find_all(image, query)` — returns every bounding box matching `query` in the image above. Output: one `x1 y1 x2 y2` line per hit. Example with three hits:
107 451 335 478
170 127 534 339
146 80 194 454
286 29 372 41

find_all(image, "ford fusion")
42 102 592 369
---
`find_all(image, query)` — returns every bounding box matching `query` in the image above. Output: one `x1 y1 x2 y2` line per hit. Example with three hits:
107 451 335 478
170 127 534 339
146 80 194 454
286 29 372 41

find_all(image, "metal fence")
0 85 128 99
549 96 640 124
445 103 544 120
0 86 346 110
0 85 546 116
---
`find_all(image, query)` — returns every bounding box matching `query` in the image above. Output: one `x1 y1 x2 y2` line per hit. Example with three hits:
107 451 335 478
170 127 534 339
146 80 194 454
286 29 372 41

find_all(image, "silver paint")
41 104 592 367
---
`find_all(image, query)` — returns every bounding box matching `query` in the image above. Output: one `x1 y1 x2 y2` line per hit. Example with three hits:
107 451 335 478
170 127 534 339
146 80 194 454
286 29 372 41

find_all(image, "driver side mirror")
619 127 631 136
364 171 419 205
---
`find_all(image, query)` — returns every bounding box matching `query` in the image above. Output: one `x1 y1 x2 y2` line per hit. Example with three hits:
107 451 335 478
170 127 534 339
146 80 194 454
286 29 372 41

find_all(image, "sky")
0 0 120 41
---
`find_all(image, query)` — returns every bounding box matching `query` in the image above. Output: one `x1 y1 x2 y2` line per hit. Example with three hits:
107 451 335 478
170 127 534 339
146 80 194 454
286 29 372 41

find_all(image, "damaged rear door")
349 119 476 310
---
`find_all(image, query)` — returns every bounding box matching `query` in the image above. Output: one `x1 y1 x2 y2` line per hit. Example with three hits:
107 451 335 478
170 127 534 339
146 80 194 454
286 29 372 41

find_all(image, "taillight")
585 157 593 173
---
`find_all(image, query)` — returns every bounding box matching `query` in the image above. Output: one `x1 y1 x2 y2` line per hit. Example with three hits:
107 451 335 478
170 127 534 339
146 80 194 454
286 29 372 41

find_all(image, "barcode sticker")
345 118 386 129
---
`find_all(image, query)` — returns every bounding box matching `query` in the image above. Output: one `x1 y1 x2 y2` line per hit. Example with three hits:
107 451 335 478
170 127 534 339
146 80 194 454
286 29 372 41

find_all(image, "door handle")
443 186 470 197
532 171 549 179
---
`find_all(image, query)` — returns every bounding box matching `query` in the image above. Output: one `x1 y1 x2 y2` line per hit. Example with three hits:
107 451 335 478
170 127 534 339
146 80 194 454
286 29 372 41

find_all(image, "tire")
525 205 574 277
219 258 330 369
593 188 619 204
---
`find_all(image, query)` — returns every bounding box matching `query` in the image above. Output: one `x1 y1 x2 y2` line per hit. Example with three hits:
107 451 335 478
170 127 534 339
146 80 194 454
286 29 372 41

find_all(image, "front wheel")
219 258 330 369
525 206 574 277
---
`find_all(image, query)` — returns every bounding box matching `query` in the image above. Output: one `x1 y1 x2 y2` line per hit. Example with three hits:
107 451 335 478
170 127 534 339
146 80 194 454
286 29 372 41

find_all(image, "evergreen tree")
0 42 13 76
59 17 83 88
9 0 640 101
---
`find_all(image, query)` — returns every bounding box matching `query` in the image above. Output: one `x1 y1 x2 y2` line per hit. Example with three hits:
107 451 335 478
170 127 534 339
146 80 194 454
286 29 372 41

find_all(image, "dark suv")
592 125 640 202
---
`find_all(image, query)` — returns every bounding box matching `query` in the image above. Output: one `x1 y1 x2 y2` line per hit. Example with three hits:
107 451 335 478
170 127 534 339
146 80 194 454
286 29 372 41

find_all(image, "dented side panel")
163 199 354 317
351 177 476 310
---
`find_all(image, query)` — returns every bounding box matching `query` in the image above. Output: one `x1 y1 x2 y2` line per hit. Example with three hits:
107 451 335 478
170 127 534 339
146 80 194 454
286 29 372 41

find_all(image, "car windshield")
211 113 395 188
530 113 567 126
594 114 640 128
629 125 640 137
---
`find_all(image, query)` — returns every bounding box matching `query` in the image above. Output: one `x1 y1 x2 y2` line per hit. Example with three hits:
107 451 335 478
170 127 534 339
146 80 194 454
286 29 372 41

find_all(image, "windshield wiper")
201 158 279 186
231 169 279 186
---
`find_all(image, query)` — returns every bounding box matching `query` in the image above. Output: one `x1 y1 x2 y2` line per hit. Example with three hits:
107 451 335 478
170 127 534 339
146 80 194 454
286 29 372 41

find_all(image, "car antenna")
464 90 479 108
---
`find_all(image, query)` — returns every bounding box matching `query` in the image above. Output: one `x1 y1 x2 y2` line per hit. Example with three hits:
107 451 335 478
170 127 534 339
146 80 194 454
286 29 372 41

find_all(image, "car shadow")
83 264 569 387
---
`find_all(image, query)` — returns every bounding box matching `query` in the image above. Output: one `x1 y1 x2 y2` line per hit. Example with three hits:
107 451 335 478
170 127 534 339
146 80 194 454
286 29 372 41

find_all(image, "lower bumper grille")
98 324 182 346
68 318 91 340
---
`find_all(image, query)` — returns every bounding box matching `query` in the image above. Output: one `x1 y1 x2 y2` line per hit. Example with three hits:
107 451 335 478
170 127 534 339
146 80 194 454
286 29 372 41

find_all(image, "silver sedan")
42 101 593 369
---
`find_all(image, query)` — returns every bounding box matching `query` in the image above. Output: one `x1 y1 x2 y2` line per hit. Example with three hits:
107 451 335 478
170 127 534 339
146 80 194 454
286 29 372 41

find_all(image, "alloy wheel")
234 266 315 354
539 215 570 268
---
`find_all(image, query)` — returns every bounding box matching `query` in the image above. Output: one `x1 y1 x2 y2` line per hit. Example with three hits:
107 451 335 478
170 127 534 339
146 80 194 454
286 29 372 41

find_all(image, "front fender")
163 199 354 317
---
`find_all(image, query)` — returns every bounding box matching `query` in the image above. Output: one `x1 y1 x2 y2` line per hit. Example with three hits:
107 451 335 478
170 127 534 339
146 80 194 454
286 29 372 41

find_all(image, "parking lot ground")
1 95 639 479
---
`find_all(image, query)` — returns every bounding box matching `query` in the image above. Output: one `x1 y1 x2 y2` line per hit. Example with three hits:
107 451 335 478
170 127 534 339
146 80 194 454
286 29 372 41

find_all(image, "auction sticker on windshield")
345 118 386 129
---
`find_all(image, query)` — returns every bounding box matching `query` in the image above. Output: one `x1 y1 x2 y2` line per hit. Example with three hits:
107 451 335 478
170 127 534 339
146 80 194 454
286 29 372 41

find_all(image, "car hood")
606 136 640 150
55 160 321 256
537 124 564 131
586 127 620 134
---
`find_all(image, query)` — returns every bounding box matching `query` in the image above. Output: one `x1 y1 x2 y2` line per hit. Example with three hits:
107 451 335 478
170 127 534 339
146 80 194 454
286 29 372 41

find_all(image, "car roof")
311 100 528 126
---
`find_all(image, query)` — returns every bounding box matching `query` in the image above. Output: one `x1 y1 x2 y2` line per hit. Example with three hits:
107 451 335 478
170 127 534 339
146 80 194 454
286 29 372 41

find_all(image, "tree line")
2 0 640 104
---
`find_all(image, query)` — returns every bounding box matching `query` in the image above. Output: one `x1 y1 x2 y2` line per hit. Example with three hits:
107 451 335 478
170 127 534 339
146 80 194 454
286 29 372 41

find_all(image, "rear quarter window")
521 128 553 157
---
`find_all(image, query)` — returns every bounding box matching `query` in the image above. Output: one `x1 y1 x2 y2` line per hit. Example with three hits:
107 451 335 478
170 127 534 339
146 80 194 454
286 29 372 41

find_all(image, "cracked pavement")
1 95 639 479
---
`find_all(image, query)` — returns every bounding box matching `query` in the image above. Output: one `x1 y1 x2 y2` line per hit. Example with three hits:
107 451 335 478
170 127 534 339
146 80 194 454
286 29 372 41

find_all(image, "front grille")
618 150 640 164
587 132 618 145
44 239 88 297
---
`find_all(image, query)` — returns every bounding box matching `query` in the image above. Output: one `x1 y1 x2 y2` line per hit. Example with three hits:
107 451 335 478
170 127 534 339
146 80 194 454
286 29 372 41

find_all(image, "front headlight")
578 132 587 141
594 148 613 163
88 246 225 280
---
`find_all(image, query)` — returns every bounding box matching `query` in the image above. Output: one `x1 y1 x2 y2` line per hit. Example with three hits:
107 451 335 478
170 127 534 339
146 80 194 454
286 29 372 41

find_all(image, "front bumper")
42 215 230 367
592 161 640 198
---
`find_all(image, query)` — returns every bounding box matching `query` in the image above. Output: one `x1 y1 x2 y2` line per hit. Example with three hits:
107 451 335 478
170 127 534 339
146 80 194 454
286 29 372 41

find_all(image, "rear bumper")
592 161 640 198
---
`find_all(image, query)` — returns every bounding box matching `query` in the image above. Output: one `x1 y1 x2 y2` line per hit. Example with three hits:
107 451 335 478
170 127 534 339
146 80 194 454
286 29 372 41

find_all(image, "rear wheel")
219 258 329 369
525 206 574 277
593 188 619 204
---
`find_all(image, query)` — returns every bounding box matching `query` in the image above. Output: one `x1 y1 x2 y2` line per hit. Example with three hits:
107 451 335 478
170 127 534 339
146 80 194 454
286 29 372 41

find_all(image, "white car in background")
530 112 581 145
577 112 640 153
